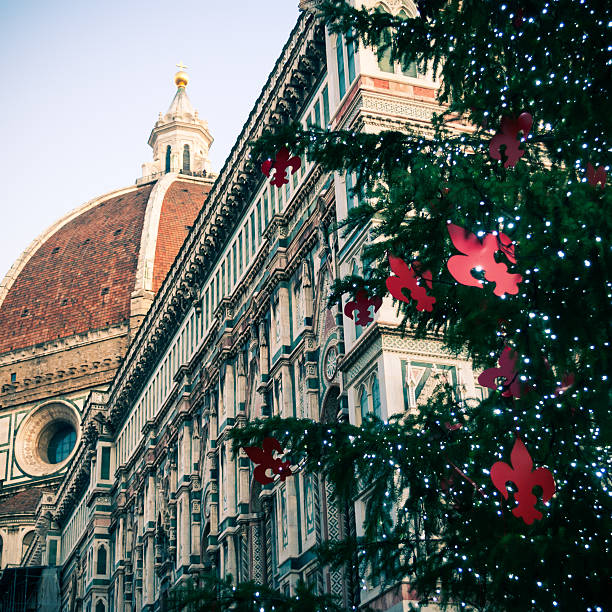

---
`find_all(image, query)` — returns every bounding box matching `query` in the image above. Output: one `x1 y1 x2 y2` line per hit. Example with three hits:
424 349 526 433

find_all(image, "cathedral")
0 2 481 610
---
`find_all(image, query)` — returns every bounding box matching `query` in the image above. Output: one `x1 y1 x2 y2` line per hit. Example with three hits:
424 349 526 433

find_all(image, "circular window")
14 402 80 476
47 425 76 464
324 345 338 382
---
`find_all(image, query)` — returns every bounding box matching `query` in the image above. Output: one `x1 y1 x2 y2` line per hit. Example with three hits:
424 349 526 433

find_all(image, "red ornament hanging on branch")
586 163 606 189
478 346 522 398
489 112 533 168
344 289 382 326
542 358 576 398
386 255 436 312
490 437 556 524
446 224 522 296
244 437 293 485
261 147 302 188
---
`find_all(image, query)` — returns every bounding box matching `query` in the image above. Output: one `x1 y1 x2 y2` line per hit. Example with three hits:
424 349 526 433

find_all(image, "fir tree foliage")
168 574 350 611
232 1 611 610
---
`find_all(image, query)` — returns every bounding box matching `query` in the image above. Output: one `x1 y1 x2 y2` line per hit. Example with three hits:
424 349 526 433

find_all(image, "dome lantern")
142 63 214 178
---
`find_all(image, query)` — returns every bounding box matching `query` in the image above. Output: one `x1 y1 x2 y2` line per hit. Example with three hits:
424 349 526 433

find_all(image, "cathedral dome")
0 176 211 354
0 71 214 356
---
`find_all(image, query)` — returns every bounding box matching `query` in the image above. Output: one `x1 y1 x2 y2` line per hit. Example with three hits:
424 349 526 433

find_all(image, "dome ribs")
152 180 212 293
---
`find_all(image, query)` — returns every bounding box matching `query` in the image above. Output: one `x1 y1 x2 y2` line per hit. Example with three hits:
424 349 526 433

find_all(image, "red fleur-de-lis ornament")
489 112 533 168
261 147 301 188
244 437 293 485
478 346 522 398
446 224 522 297
386 255 436 312
586 163 606 189
344 289 382 326
490 437 556 524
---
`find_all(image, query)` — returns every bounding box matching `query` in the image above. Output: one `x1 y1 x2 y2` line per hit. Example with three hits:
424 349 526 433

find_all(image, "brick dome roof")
0 177 211 354
0 488 43 516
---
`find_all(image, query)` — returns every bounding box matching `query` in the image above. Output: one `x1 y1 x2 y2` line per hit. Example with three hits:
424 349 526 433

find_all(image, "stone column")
280 365 294 418
145 474 156 525
179 422 193 481
236 352 246 415
224 360 235 420
301 259 313 320
277 286 291 348
259 321 269 377
226 442 237 516
225 534 238 581
285 476 300 558
117 515 124 564
238 449 250 511
179 491 191 568
143 474 156 607
178 423 193 569
116 572 124 612
170 453 178 492
144 534 155 607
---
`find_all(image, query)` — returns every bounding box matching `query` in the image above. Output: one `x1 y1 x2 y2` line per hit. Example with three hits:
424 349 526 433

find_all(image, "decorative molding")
0 323 127 366
341 325 466 384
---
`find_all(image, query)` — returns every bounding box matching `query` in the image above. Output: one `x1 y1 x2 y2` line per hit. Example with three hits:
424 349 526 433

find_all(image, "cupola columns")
142 67 214 179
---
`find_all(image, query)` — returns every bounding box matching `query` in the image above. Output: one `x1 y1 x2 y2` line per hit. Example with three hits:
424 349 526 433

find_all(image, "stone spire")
142 64 214 178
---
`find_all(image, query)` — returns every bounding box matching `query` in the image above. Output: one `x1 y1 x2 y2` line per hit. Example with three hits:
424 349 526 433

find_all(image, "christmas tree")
175 1 611 609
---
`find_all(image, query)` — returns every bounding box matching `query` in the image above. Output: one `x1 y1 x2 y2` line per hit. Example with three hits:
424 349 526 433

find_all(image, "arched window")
372 375 381 418
183 144 191 172
374 4 394 72
376 5 418 77
377 29 393 72
96 545 107 575
95 600 105 612
165 145 171 173
398 10 418 76
336 34 347 99
22 530 35 561
359 386 369 422
346 171 356 211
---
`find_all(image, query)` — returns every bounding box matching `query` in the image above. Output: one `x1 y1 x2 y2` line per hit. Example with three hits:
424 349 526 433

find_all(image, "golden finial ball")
174 70 189 88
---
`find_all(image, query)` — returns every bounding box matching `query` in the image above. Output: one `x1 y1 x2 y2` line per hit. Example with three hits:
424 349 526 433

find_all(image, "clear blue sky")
0 0 300 280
